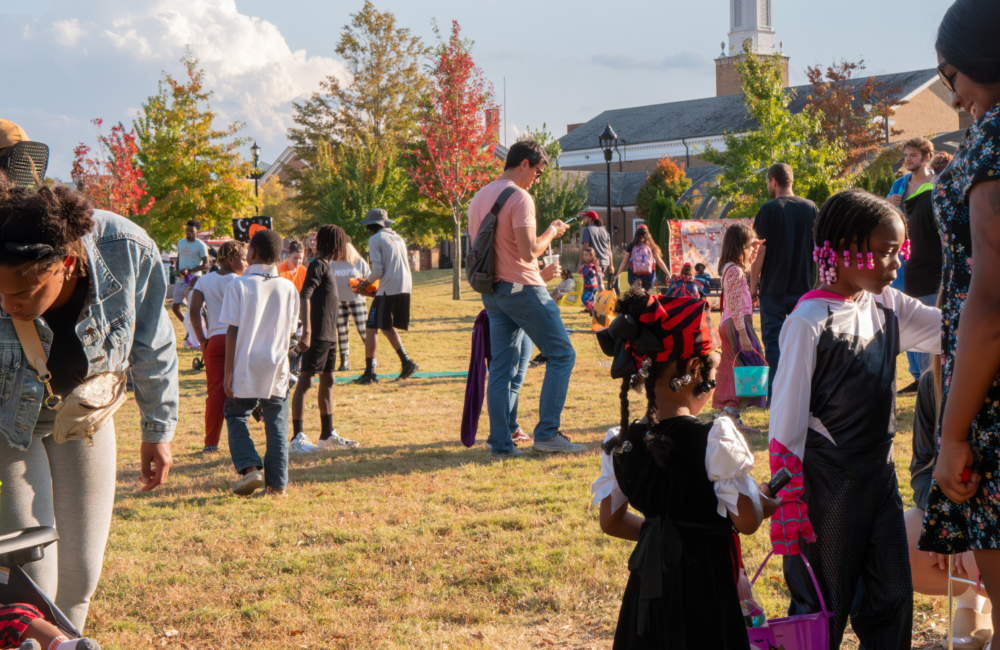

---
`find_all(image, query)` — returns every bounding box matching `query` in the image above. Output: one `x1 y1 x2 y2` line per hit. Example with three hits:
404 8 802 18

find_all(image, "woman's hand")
935 436 980 503
139 442 173 492
757 482 782 519
224 373 235 398
748 238 765 266
738 328 753 353
297 331 311 353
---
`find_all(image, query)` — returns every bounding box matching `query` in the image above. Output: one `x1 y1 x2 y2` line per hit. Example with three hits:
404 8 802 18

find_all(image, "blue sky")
1 0 949 179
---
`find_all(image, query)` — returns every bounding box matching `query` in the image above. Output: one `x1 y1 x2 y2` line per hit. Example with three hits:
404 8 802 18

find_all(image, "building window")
733 0 742 28
760 0 770 27
632 218 645 240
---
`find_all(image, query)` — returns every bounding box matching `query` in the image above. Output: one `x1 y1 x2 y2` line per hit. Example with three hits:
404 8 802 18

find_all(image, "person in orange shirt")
277 239 307 291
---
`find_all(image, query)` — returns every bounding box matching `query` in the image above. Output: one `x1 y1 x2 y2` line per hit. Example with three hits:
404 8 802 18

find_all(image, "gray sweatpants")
0 417 116 633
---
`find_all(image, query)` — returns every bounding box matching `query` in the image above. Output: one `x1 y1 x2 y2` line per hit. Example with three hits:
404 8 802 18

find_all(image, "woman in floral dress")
919 0 1000 636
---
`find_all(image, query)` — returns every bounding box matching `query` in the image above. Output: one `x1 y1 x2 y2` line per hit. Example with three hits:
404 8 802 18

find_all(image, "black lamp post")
248 141 263 215
599 123 618 247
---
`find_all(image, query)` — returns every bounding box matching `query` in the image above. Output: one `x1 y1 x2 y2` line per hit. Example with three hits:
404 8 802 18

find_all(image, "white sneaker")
232 469 264 496
289 432 320 453
317 431 361 449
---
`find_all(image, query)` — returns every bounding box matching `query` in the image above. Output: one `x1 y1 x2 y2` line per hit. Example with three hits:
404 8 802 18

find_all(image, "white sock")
956 586 988 614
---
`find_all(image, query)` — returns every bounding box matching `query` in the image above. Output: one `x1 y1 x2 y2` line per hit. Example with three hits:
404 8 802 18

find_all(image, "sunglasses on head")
938 60 958 93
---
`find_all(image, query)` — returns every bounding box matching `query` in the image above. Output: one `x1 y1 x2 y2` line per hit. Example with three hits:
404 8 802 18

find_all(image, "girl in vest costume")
595 288 778 649
612 225 669 291
768 190 940 649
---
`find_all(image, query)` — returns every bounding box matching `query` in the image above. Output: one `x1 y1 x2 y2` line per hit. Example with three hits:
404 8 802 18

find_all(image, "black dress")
612 417 748 650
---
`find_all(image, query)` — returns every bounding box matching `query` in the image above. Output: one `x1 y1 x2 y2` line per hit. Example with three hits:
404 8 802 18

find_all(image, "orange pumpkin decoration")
349 277 379 296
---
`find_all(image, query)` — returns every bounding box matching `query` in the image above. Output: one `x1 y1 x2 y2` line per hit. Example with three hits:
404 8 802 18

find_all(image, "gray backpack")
466 187 517 294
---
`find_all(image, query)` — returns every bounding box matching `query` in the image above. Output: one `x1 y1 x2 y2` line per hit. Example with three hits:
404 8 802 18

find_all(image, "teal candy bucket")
733 350 769 398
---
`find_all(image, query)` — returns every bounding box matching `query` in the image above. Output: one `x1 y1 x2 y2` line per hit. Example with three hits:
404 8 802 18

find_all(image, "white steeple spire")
728 0 776 56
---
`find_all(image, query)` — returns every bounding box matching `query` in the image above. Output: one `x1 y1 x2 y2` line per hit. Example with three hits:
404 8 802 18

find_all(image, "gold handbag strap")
11 318 61 409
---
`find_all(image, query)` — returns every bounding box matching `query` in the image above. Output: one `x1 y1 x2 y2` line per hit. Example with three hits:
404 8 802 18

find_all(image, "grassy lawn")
89 269 949 649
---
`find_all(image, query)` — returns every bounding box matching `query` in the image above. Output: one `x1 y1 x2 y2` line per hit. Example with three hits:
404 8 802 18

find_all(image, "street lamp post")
864 104 892 144
248 141 263 215
599 123 618 248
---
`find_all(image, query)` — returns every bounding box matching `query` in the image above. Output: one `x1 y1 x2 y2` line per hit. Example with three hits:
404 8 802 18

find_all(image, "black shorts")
367 293 410 332
301 339 338 374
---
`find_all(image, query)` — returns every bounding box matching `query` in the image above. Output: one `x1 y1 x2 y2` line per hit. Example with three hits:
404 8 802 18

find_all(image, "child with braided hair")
590 287 778 649
767 188 941 649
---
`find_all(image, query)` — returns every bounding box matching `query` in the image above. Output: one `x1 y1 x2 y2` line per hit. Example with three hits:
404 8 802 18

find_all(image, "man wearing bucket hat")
353 209 418 384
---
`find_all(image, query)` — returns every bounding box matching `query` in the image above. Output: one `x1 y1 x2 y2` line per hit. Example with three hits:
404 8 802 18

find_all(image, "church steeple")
728 0 776 56
716 0 788 96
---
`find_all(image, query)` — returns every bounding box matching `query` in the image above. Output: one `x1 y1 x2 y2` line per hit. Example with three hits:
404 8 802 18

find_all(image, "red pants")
204 334 227 447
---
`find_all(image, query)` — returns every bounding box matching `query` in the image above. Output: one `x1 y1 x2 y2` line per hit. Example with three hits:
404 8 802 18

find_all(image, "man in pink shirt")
468 140 581 460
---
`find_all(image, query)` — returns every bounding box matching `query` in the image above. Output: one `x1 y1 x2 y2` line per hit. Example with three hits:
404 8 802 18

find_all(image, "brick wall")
716 55 788 96
891 81 959 141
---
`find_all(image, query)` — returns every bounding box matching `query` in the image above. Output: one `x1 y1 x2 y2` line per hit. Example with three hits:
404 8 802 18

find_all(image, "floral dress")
919 103 1000 553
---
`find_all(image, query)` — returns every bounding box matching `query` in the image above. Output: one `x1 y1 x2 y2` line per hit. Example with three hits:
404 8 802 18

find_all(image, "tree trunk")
452 212 462 300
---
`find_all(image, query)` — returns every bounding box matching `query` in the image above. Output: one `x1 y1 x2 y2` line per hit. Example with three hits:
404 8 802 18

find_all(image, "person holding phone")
579 211 613 290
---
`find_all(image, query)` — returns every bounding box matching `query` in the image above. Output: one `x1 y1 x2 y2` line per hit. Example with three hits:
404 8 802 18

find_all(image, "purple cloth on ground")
461 310 491 447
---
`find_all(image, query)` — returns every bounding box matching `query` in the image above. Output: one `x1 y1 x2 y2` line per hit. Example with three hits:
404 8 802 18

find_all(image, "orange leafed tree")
72 119 154 218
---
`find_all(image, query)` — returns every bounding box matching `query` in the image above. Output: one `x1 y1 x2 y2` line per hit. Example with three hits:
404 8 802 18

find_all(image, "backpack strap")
489 187 518 219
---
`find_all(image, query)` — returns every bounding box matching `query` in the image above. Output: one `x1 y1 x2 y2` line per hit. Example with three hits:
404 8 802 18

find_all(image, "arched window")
733 0 742 28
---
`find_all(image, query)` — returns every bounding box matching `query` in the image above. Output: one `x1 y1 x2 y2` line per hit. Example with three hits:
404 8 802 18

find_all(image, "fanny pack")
12 318 127 446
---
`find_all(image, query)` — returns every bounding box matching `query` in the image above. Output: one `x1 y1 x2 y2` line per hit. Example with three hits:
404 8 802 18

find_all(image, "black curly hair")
813 188 906 263
602 284 717 463
315 224 348 261
0 172 94 275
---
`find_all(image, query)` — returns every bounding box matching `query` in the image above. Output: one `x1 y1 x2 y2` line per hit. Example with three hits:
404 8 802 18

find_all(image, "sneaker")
398 359 419 380
528 355 548 369
318 432 361 449
338 356 350 372
511 427 533 443
265 487 287 497
232 469 264 496
290 432 320 453
202 445 219 454
533 432 586 454
490 447 527 462
353 372 379 385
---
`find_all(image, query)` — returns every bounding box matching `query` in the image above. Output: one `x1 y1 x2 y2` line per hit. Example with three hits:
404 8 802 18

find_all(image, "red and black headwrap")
597 295 715 379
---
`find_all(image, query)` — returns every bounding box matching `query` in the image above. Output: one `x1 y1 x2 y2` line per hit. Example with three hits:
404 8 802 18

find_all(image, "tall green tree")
635 157 691 219
702 40 845 219
297 141 410 252
133 51 253 249
521 124 587 234
288 1 428 158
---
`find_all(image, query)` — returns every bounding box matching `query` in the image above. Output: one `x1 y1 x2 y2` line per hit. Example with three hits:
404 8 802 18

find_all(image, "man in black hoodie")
899 180 942 391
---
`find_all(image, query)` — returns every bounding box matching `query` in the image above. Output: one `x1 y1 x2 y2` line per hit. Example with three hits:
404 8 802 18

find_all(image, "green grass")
89 270 947 649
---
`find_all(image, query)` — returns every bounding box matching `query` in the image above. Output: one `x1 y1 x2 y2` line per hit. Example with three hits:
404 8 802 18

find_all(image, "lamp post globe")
598 123 618 249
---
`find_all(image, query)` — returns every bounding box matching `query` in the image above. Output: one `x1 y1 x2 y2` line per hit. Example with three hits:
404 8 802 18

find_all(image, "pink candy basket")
747 551 832 650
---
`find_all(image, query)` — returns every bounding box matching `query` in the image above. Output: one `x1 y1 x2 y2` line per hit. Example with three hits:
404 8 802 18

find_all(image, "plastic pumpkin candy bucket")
733 349 769 397
349 277 379 296
591 290 617 331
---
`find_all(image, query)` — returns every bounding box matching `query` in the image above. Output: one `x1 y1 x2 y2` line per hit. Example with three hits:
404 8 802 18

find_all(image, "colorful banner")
667 219 754 277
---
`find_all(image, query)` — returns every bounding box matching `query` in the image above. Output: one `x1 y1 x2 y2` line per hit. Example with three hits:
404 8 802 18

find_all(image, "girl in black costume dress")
596 289 776 649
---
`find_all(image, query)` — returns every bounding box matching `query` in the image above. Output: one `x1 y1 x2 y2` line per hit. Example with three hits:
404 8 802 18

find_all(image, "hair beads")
815 242 839 284
857 252 863 270
900 239 911 261
866 252 874 270
844 250 850 268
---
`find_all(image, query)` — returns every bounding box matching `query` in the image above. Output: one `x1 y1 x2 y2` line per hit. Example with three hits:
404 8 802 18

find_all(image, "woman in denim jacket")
0 177 178 632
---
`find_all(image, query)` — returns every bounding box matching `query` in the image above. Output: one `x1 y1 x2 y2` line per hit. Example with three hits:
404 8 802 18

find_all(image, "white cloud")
1 0 348 179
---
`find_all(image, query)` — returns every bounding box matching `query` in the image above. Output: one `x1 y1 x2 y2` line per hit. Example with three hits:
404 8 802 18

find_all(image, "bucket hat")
362 208 393 227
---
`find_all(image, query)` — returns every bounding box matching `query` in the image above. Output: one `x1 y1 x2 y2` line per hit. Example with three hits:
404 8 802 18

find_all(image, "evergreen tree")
521 125 587 234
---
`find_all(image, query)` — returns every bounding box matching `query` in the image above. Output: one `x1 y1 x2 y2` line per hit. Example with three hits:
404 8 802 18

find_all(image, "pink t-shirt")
468 179 543 287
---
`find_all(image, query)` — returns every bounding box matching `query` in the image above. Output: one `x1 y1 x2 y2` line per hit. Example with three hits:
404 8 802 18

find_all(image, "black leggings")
783 448 912 650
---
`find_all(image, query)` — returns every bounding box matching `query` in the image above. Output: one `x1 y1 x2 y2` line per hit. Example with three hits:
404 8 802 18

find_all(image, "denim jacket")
0 210 178 450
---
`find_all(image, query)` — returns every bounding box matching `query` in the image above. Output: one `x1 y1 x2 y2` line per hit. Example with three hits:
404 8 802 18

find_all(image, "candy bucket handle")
732 348 768 370
749 550 830 618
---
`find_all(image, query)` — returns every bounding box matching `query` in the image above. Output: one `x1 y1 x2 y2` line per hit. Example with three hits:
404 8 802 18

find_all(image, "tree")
258 177 310 238
805 58 906 174
521 124 587 234
297 141 411 252
134 51 253 249
71 119 154 218
410 21 502 299
635 158 692 219
288 1 428 159
702 40 845 219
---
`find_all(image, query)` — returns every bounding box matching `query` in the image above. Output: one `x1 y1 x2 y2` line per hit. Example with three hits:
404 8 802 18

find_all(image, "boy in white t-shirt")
189 240 248 454
220 229 300 497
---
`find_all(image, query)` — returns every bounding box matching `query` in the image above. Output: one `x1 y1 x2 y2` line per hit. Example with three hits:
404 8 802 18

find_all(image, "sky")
0 0 950 180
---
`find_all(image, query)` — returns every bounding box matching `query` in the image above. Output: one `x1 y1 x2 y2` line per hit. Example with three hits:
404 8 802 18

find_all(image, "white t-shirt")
193 272 239 338
177 237 209 276
219 264 300 399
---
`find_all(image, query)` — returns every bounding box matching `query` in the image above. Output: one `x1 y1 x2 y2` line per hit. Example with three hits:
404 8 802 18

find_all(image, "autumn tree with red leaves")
72 119 154 218
805 59 906 174
410 21 502 299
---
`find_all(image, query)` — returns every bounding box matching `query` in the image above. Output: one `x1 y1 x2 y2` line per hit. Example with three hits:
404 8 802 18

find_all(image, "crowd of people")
0 1 997 648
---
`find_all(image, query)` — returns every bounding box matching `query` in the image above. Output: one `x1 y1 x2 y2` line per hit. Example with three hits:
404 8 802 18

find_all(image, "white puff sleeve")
706 417 760 518
590 427 627 512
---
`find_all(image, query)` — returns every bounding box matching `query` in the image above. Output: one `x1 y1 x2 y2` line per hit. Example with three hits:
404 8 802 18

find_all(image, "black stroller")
0 527 81 647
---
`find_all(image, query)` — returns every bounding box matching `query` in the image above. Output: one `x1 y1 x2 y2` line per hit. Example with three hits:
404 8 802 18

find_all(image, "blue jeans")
759 293 805 403
508 334 534 433
482 283 576 453
225 395 289 490
906 294 937 381
627 271 656 290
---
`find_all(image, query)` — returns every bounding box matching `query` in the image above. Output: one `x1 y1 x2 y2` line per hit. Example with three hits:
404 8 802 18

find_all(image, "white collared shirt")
220 264 299 399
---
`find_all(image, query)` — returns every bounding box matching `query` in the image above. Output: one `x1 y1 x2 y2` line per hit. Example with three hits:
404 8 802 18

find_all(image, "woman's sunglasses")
938 60 958 93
